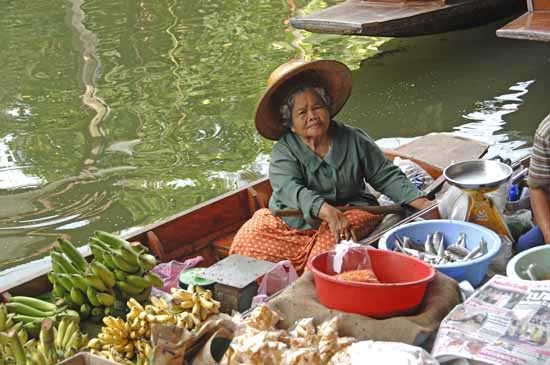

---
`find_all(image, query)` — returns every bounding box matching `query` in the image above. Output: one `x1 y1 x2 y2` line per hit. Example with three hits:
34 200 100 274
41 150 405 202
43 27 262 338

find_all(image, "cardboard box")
57 353 121 365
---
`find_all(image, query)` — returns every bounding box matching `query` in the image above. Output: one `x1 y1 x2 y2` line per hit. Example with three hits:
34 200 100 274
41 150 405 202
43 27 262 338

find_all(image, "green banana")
12 314 54 324
95 293 115 307
50 251 79 275
94 230 126 249
85 273 108 292
55 318 67 350
7 329 26 365
118 244 140 266
68 274 89 292
117 280 147 296
134 286 152 302
54 273 75 292
89 237 111 251
58 309 80 321
51 283 65 297
90 261 116 288
145 272 164 288
6 302 55 317
61 321 76 352
70 288 86 306
139 253 157 270
0 304 6 331
89 242 105 262
126 274 152 289
57 238 87 272
130 242 149 254
102 253 117 270
114 268 127 281
79 304 91 320
8 297 57 313
111 251 140 273
86 287 100 307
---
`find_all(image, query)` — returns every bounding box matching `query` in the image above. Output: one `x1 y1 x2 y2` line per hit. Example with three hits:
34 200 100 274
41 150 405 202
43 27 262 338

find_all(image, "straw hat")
254 59 352 140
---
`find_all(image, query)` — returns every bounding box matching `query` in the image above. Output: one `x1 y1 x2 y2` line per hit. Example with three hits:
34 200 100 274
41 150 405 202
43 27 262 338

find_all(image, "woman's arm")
530 188 550 244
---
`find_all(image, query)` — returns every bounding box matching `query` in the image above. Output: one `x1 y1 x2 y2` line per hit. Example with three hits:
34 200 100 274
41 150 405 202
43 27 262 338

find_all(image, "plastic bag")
252 260 298 306
151 257 204 293
393 157 434 190
329 341 439 365
326 241 380 283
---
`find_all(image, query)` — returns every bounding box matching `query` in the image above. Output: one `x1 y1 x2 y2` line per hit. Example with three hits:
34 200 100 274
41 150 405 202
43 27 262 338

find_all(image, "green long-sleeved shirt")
268 121 424 229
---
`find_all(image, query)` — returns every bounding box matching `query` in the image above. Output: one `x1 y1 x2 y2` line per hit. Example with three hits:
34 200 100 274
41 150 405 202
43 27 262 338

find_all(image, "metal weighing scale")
444 160 514 239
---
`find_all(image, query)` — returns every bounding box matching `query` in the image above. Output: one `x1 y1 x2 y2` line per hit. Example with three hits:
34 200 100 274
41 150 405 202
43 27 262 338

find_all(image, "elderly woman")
230 59 434 271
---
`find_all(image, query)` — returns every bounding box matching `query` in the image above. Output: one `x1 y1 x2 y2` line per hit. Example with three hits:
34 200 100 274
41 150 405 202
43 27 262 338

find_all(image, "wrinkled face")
290 88 331 140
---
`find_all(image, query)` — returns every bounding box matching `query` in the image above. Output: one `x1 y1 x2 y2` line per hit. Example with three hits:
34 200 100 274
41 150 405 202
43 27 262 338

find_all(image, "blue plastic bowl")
379 220 501 287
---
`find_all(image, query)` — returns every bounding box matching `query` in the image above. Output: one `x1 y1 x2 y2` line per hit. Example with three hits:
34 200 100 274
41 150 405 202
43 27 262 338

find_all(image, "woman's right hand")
318 202 352 242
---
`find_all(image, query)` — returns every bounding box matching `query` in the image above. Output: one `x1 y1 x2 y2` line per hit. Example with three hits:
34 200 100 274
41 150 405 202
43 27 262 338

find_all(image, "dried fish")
436 235 445 259
424 233 436 255
479 239 487 255
463 245 482 261
394 234 405 253
447 244 469 258
402 236 413 249
454 233 466 248
524 264 538 281
393 231 487 266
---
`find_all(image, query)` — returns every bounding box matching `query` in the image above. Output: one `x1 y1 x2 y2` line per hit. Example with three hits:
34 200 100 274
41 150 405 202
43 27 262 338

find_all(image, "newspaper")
432 275 550 365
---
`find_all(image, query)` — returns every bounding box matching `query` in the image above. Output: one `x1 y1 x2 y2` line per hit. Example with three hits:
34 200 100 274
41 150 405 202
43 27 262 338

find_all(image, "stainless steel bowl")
443 160 513 190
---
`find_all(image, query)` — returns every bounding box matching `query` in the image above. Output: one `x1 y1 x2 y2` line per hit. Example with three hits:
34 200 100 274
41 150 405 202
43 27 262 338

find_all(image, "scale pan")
444 160 513 190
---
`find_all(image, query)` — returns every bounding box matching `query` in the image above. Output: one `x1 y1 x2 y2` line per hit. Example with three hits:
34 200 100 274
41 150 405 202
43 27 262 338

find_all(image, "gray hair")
279 86 332 128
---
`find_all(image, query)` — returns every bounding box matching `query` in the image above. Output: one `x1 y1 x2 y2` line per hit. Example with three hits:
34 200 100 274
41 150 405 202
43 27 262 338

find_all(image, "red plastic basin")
307 249 436 318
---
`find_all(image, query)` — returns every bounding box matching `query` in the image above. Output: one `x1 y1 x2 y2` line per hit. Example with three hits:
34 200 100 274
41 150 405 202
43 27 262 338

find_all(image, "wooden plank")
393 133 489 170
290 0 525 37
533 0 550 10
497 11 550 41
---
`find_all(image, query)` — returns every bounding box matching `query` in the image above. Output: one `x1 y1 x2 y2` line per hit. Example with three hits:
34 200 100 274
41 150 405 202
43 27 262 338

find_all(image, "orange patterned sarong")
229 208 383 272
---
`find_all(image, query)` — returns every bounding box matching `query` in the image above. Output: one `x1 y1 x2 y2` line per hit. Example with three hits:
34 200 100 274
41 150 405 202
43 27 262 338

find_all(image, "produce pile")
0 300 87 365
223 305 355 365
48 231 163 322
88 285 221 365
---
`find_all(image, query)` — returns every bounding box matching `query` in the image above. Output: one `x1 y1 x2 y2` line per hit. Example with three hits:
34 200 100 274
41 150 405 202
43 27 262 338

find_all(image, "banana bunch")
25 318 88 365
0 317 86 365
89 231 162 302
171 285 221 327
0 304 29 365
48 237 118 321
3 296 78 337
48 233 162 322
88 312 152 365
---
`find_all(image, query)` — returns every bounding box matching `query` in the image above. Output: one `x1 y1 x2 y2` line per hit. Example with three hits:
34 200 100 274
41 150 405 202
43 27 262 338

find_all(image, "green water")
0 0 549 270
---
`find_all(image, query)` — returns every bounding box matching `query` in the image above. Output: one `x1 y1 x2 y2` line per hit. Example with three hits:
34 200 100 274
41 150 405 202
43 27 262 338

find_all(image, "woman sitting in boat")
230 59 435 271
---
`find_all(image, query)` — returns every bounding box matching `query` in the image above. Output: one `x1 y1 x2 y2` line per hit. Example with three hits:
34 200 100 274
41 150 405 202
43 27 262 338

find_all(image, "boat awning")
497 11 550 41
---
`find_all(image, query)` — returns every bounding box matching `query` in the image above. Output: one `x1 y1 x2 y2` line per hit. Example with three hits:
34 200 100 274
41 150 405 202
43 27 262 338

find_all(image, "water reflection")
0 0 549 270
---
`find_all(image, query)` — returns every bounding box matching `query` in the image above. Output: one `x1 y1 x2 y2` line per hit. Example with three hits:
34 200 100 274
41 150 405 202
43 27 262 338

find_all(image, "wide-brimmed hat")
254 59 352 140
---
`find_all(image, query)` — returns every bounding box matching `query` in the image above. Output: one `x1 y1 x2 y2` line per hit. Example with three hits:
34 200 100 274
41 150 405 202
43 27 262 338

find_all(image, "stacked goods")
223 305 355 365
48 232 162 321
89 286 221 364
170 285 221 325
2 297 78 337
0 318 87 365
89 231 162 301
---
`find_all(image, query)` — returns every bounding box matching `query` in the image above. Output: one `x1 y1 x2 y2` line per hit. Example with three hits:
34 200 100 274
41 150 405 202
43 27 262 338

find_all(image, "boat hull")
290 0 526 37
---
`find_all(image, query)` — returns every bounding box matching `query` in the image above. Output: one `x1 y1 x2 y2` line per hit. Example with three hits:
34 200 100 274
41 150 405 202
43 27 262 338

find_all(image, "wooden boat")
1 134 492 297
497 0 550 41
289 0 526 37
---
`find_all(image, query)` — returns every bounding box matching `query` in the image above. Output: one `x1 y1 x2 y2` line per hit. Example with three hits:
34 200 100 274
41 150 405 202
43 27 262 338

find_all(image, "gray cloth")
268 271 461 347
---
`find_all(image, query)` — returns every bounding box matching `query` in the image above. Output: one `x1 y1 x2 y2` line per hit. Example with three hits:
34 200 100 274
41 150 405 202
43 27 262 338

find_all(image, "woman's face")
290 88 331 140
